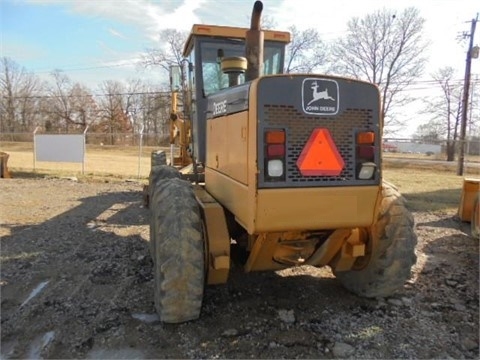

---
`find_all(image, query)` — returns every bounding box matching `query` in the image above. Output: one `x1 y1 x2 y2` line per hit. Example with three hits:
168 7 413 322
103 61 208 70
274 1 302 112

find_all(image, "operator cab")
175 24 291 164
183 25 289 95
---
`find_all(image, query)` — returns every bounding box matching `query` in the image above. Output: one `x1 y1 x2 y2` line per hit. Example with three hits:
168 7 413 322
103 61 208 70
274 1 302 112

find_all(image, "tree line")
0 58 171 145
1 6 478 153
413 67 480 159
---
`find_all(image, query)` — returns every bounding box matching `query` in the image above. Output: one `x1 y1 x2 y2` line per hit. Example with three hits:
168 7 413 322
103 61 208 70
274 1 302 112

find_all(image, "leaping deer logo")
307 81 335 105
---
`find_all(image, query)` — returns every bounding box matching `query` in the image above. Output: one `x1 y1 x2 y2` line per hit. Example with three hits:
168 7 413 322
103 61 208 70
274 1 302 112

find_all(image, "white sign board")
35 134 85 163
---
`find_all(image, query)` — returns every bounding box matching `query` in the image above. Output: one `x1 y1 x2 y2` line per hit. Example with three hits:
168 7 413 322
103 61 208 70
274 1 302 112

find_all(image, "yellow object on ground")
458 178 480 223
0 152 11 178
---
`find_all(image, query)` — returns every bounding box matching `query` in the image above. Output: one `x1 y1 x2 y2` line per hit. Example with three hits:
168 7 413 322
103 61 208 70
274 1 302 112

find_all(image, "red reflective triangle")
296 128 345 176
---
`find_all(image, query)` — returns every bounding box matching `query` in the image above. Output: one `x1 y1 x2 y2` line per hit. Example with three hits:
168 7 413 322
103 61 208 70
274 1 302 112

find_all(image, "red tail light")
265 130 286 180
267 144 285 157
357 145 375 159
356 131 377 180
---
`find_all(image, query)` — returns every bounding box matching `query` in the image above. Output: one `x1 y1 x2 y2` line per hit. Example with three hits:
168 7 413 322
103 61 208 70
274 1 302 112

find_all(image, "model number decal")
212 100 227 116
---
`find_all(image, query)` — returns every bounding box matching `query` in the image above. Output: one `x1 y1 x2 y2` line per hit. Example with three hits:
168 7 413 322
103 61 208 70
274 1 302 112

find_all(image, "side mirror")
169 65 182 92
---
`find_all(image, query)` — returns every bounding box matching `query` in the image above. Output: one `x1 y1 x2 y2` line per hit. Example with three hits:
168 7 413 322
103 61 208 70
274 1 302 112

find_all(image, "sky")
1 0 479 136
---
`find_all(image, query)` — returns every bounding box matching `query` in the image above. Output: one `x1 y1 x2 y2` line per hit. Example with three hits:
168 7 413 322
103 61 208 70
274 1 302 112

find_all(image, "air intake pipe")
245 1 264 81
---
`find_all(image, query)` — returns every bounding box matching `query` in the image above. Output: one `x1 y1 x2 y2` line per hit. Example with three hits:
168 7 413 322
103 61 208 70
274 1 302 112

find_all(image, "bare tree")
46 70 96 132
123 78 142 130
136 83 170 145
413 121 444 141
330 7 428 134
260 14 277 30
47 70 73 132
257 17 329 74
97 80 134 144
142 29 188 73
119 78 153 145
142 29 190 124
0 57 42 134
69 83 98 129
468 76 479 138
285 26 327 74
416 67 463 161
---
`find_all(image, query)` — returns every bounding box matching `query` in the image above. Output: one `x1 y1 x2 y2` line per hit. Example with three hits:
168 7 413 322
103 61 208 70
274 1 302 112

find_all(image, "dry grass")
384 152 480 163
384 168 465 212
383 158 479 212
0 142 169 182
1 141 478 212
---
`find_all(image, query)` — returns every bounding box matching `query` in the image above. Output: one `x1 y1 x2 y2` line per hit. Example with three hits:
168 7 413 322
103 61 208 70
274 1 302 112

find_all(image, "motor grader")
148 1 417 323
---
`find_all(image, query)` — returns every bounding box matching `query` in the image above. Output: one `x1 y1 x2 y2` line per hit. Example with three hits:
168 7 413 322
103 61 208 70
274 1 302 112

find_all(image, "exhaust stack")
245 1 264 81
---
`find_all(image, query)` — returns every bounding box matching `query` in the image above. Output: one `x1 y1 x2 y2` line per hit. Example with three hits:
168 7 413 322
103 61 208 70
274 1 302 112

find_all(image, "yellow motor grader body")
204 83 380 235
148 1 417 323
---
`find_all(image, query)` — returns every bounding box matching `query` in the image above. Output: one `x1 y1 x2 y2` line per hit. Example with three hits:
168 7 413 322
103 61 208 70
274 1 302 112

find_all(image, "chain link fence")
0 132 173 179
1 133 478 178
0 132 170 147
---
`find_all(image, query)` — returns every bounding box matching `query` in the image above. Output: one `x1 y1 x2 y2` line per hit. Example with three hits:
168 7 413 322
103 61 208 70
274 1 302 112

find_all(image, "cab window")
199 39 284 96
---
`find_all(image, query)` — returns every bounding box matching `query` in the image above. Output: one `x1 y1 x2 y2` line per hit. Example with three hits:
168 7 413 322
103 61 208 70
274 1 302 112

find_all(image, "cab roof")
182 24 291 57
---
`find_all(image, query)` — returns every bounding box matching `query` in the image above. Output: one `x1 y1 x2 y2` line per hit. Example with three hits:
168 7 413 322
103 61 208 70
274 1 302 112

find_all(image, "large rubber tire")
145 165 181 207
151 150 167 167
150 178 205 323
149 165 181 193
334 182 417 298
471 194 480 239
148 165 182 257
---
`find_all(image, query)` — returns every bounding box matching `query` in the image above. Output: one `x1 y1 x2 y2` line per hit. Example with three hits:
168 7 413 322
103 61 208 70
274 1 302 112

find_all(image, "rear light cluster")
264 129 286 181
356 131 376 180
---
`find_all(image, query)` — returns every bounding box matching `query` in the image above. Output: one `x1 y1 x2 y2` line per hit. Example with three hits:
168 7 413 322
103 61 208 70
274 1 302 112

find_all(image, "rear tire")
334 182 417 298
150 178 205 323
472 194 480 238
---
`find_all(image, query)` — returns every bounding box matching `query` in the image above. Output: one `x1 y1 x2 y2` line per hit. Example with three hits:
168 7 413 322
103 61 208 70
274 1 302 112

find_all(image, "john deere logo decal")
302 78 339 115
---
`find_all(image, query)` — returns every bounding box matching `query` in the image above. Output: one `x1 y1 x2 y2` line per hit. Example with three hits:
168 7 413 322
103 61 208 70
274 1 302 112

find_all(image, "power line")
3 77 479 101
0 91 171 100
32 61 144 74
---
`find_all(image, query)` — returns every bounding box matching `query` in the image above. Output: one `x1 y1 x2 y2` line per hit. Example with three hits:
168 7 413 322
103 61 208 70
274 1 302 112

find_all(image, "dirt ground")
0 177 478 359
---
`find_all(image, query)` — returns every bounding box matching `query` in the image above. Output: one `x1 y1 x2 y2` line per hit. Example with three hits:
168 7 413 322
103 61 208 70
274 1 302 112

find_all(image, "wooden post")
0 152 11 178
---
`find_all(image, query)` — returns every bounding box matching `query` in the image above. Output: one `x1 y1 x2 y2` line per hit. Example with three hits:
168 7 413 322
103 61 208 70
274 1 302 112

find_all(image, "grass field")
383 167 467 212
1 141 478 212
384 151 480 163
0 142 167 181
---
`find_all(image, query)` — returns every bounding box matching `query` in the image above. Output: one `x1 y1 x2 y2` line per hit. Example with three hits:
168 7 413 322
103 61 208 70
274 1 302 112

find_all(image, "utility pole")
457 14 478 176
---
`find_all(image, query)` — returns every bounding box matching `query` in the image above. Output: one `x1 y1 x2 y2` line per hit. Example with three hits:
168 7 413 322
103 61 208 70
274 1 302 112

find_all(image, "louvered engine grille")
263 104 374 184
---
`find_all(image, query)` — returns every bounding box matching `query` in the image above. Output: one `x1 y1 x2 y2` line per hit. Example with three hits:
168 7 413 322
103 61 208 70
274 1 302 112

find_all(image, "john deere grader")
147 1 417 323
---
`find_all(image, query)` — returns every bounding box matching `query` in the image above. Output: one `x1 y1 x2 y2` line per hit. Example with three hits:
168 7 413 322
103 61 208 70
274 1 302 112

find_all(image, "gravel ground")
0 178 478 359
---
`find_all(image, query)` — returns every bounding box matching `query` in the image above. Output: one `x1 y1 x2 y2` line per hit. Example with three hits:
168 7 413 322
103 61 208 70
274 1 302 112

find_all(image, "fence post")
138 124 144 179
82 126 89 175
33 126 40 172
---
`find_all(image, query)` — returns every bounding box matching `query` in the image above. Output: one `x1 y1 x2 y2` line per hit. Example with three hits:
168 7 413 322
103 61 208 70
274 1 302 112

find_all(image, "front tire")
334 182 417 298
148 165 182 257
149 165 181 199
150 178 205 323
